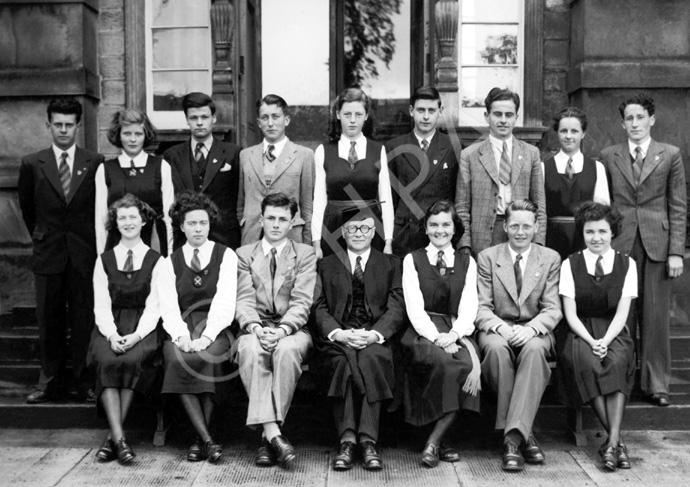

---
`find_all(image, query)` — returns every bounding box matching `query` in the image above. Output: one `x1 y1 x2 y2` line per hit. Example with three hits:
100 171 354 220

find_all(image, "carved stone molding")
211 0 235 94
433 0 459 91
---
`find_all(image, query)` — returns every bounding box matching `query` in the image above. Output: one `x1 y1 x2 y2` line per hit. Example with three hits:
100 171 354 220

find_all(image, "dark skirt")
87 307 162 398
399 314 480 426
557 316 635 406
161 310 233 399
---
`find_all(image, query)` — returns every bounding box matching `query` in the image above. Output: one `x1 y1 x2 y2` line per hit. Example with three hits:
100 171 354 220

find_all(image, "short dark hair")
485 87 520 113
574 201 623 239
107 109 158 148
505 199 538 221
552 106 588 132
261 192 298 218
47 98 83 124
328 87 371 142
618 93 655 118
106 193 158 233
257 94 289 117
410 85 441 108
182 92 216 116
169 190 221 230
424 199 465 246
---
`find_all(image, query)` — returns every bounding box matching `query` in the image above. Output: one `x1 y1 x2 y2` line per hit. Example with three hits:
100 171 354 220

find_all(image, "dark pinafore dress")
557 251 635 406
321 140 385 256
161 244 232 397
87 248 163 398
544 156 597 260
104 156 169 256
400 249 480 426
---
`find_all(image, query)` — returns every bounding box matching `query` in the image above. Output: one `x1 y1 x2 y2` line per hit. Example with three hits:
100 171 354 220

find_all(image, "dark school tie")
123 249 134 272
421 139 429 153
266 144 276 162
354 256 364 282
595 255 605 278
514 253 523 296
566 157 575 179
270 247 277 280
437 250 447 276
348 141 358 170
191 248 201 272
499 140 511 185
58 152 71 198
195 142 206 171
633 146 643 185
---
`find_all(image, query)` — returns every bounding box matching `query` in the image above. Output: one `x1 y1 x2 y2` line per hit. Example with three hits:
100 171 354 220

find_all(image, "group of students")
17 83 685 474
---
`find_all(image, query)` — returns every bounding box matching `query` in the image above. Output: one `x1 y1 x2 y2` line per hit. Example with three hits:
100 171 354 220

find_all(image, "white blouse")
559 248 637 299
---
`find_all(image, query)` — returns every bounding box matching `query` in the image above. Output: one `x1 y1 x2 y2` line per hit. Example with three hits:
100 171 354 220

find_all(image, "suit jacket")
164 138 241 248
386 131 460 255
475 243 562 340
235 239 317 333
313 250 405 341
18 147 104 276
456 137 547 253
237 140 315 245
600 140 686 261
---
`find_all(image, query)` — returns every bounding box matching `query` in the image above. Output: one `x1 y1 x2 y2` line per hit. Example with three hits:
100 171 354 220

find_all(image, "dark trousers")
333 381 381 442
34 263 94 393
628 232 672 394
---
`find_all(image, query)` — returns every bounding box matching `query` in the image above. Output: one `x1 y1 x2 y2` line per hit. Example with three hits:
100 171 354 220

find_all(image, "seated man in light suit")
234 193 317 469
475 199 562 472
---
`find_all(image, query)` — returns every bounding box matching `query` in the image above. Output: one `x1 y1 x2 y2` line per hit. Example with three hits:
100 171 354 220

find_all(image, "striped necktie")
58 152 71 198
499 141 511 185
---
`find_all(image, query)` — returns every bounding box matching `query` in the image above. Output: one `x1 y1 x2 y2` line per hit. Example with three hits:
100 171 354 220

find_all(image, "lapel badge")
443 162 448 169
655 155 660 161
77 170 83 176
126 273 132 280
439 268 446 276
194 275 203 287
204 269 209 275
433 159 438 165
139 168 144 174
213 158 219 164
518 155 523 160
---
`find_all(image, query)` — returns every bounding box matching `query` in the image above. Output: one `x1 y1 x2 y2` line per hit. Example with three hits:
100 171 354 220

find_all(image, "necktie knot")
191 248 201 272
421 139 429 153
60 152 68 163
270 247 278 280
58 152 71 197
632 146 644 185
515 254 522 263
353 255 364 282
347 141 358 169
566 157 575 179
514 253 523 295
499 140 511 185
123 249 134 273
595 255 605 278
194 142 206 165
266 144 276 162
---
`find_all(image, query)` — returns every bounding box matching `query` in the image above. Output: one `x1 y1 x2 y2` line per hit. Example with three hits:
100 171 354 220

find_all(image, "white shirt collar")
340 133 365 146
508 243 532 264
414 130 436 147
114 240 149 262
183 239 214 260
261 238 289 257
347 247 371 272
489 134 513 153
117 150 149 167
554 149 584 171
263 136 288 157
52 144 76 167
582 247 615 266
191 135 214 153
628 137 651 158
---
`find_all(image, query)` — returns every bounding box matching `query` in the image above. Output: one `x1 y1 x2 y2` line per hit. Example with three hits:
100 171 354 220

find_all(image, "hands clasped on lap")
497 324 538 348
108 333 141 354
176 335 212 353
333 329 378 350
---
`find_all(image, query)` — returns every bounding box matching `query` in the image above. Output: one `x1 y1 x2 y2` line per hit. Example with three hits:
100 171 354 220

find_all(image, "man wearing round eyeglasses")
312 206 405 471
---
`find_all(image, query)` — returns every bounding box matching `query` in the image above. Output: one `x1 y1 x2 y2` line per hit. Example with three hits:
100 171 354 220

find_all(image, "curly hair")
107 109 158 148
327 87 372 142
618 92 655 118
574 201 623 239
47 98 82 124
106 194 158 233
424 199 465 246
169 190 221 230
552 106 588 133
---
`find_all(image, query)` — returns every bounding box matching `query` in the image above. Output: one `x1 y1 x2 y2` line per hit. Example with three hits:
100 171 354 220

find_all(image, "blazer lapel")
519 245 545 301
177 142 195 189
363 251 383 307
38 150 67 202
495 244 519 303
639 139 664 186
249 243 272 302
612 144 636 189
510 139 527 186
249 144 266 185
421 132 446 180
67 148 91 205
201 139 224 191
271 140 297 184
273 241 297 299
478 139 501 186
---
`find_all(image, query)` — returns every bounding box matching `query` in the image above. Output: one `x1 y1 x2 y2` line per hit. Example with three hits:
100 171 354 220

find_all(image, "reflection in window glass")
152 0 209 27
461 25 518 65
461 0 519 23
153 71 211 111
152 29 211 70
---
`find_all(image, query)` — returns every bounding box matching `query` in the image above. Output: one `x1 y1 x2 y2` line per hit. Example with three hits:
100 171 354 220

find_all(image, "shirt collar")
52 144 76 164
425 242 452 257
263 136 288 155
114 240 148 258
191 135 214 152
117 150 149 166
413 130 436 147
340 133 365 146
628 137 651 158
583 247 614 265
508 243 532 263
347 247 371 271
489 134 513 153
261 238 289 257
183 239 214 259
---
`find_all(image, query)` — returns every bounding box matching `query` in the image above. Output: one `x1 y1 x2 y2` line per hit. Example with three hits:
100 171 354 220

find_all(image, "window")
145 0 213 130
457 0 524 127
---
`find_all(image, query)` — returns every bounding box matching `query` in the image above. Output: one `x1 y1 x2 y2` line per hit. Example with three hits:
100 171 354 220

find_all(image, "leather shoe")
270 435 296 469
333 441 356 470
96 438 117 462
255 438 277 466
85 388 97 403
116 438 135 465
522 435 545 464
438 442 460 463
616 443 631 469
187 438 205 462
26 390 53 404
649 393 670 407
360 440 382 470
421 443 439 467
203 439 222 464
599 443 617 471
501 440 525 471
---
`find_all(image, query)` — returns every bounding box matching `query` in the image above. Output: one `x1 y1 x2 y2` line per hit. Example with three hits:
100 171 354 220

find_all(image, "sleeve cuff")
279 324 293 336
327 329 340 342
372 330 385 344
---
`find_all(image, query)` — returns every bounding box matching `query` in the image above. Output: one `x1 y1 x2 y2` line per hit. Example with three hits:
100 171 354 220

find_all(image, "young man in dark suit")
18 98 104 404
164 92 242 249
386 86 461 257
600 93 686 407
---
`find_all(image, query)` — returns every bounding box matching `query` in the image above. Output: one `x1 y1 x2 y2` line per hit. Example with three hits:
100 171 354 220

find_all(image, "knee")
522 338 549 359
273 341 303 366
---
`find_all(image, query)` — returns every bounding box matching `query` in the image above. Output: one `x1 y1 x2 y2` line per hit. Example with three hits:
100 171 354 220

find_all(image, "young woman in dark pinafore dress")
158 191 237 464
311 88 395 258
95 109 175 256
400 200 481 467
543 107 610 259
87 194 164 465
557 202 636 471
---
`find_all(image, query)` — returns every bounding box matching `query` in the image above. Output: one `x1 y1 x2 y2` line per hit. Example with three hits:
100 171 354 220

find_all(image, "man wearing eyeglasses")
312 205 405 471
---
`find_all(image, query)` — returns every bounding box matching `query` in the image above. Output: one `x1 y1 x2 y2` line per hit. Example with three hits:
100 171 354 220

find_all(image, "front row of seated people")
89 191 635 474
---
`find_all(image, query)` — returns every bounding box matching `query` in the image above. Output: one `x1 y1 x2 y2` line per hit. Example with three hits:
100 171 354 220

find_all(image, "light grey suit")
237 140 315 245
234 239 317 427
475 243 562 440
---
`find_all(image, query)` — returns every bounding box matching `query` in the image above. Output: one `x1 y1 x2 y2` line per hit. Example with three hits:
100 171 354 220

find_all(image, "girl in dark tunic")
543 107 610 259
558 202 637 471
311 88 395 258
158 191 238 464
95 109 175 256
87 194 163 465
401 200 481 467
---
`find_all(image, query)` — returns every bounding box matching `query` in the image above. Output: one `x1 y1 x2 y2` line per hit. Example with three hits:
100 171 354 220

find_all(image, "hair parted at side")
169 190 221 229
261 192 298 217
618 92 655 118
47 98 83 123
182 92 216 116
106 193 158 233
424 199 465 245
327 87 371 142
505 199 538 221
552 106 588 132
107 109 158 148
574 201 623 239
257 94 289 117
484 87 521 113
410 85 441 107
